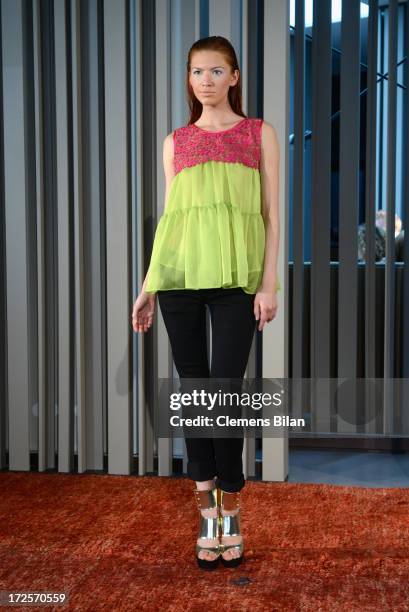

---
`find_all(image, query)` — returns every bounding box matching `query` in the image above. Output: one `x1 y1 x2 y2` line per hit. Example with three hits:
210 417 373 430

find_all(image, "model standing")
131 36 281 570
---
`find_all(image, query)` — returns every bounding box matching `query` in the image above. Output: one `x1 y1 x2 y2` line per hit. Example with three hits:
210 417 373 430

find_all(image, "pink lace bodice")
173 117 263 175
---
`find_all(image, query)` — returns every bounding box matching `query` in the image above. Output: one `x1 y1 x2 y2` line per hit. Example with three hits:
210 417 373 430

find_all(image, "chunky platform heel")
219 489 244 568
194 488 221 570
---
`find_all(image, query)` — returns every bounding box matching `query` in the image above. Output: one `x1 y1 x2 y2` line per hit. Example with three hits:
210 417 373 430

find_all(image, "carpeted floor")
0 472 409 611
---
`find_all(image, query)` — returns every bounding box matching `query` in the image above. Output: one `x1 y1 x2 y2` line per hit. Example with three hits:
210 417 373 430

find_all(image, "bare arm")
140 131 175 293
259 121 280 293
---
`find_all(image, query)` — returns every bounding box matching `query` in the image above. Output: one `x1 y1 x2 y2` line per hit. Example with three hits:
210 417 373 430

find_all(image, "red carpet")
0 472 409 611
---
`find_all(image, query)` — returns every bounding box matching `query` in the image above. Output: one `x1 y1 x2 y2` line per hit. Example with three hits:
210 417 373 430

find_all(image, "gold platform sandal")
194 487 222 570
219 490 244 568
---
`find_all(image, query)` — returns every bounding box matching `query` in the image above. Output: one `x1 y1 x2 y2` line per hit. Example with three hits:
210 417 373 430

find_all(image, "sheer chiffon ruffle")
145 161 281 294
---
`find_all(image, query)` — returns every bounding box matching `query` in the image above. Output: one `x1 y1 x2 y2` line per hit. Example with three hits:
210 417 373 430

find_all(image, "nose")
202 74 213 84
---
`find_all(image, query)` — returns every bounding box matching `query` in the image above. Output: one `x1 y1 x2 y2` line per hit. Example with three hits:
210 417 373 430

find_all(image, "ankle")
195 477 216 491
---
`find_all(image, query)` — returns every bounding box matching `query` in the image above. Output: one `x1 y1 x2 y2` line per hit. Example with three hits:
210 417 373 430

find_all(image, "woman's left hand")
254 289 278 331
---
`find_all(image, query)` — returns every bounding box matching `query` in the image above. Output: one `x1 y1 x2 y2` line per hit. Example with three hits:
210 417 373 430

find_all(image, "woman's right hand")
131 291 156 333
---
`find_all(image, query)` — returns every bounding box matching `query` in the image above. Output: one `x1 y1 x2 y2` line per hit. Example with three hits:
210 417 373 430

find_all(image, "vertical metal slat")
383 0 398 434
104 0 132 474
2 0 30 471
338 0 361 433
364 0 379 434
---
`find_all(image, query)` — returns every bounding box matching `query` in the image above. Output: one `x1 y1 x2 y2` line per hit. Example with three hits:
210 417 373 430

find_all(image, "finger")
259 315 269 331
254 303 260 321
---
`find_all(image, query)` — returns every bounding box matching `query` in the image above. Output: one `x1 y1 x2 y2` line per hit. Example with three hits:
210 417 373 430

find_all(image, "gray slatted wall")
0 0 289 479
290 0 409 441
3 0 408 476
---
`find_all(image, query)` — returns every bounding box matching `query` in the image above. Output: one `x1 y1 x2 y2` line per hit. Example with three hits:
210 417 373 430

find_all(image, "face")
189 50 239 106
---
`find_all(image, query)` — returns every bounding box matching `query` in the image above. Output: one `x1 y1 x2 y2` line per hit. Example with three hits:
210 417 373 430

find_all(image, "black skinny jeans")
157 287 257 493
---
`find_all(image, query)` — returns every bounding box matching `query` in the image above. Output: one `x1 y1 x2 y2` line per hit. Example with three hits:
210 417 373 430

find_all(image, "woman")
131 36 281 570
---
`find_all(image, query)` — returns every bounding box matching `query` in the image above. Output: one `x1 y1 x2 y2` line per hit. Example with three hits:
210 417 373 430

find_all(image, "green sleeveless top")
145 117 281 294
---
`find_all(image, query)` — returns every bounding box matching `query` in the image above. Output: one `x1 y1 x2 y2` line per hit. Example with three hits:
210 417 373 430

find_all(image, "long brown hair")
185 36 247 125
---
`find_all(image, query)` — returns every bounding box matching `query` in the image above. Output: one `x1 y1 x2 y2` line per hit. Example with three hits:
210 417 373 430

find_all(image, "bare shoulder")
261 120 278 142
163 131 175 182
163 131 175 157
261 120 279 158
163 132 175 172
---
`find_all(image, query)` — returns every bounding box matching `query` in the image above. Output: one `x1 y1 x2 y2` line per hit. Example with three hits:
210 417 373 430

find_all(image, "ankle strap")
220 490 240 511
194 488 217 510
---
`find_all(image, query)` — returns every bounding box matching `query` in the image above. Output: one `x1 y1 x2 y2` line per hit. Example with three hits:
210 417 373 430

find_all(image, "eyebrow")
191 66 225 70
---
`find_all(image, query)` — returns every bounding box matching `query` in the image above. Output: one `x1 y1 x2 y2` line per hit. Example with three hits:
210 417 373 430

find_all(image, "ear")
232 69 239 85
